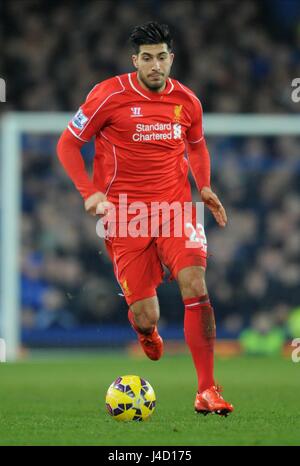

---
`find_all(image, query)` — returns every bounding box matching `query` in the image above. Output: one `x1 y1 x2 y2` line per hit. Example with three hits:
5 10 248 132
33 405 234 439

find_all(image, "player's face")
132 43 174 92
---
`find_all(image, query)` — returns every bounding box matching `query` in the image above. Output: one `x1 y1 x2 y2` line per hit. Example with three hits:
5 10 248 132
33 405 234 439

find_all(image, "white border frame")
1 112 300 360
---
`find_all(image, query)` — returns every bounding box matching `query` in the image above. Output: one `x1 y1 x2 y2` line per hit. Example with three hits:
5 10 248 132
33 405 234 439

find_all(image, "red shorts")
104 206 207 306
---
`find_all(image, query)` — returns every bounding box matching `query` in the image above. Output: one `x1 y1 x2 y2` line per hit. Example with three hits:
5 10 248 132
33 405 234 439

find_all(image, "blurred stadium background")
1 0 300 360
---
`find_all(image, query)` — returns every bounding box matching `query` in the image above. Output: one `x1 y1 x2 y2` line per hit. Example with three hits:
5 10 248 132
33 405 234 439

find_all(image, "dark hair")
129 21 173 53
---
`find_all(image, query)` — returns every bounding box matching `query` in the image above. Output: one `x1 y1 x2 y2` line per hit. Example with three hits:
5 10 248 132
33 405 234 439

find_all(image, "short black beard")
138 72 166 93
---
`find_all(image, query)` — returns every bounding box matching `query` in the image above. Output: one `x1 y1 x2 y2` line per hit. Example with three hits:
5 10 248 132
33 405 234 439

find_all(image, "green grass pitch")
0 352 299 446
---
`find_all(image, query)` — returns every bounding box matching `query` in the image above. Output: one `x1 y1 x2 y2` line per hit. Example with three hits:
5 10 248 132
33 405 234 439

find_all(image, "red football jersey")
67 72 204 206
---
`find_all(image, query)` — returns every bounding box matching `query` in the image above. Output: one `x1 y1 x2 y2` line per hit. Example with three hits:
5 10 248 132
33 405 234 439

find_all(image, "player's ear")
132 55 138 69
169 52 175 66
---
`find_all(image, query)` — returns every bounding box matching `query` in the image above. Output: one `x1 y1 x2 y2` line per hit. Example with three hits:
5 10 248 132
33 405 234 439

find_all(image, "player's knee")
188 278 206 297
179 269 207 298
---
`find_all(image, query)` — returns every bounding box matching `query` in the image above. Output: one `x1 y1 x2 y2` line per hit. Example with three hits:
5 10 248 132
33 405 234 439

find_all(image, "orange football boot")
128 310 163 361
195 385 234 417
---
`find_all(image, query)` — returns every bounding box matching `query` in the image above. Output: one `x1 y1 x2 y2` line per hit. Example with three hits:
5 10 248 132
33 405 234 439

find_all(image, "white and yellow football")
105 375 156 421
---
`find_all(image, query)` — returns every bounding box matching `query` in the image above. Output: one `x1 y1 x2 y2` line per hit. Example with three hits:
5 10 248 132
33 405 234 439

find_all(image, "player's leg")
178 266 233 415
128 295 163 361
177 265 215 392
105 236 164 360
129 295 160 334
156 213 233 415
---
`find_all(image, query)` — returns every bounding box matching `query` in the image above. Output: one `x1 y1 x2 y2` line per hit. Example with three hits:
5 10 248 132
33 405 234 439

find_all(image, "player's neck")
136 73 166 94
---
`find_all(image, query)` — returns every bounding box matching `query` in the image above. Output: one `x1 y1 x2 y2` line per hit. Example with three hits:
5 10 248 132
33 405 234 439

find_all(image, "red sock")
183 295 216 393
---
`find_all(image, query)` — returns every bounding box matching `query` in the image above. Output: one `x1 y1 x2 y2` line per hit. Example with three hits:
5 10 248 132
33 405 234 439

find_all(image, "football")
105 375 156 421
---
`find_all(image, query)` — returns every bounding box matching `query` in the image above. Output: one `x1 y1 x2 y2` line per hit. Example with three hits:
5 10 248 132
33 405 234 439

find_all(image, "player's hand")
200 187 227 227
96 200 114 217
84 191 107 216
